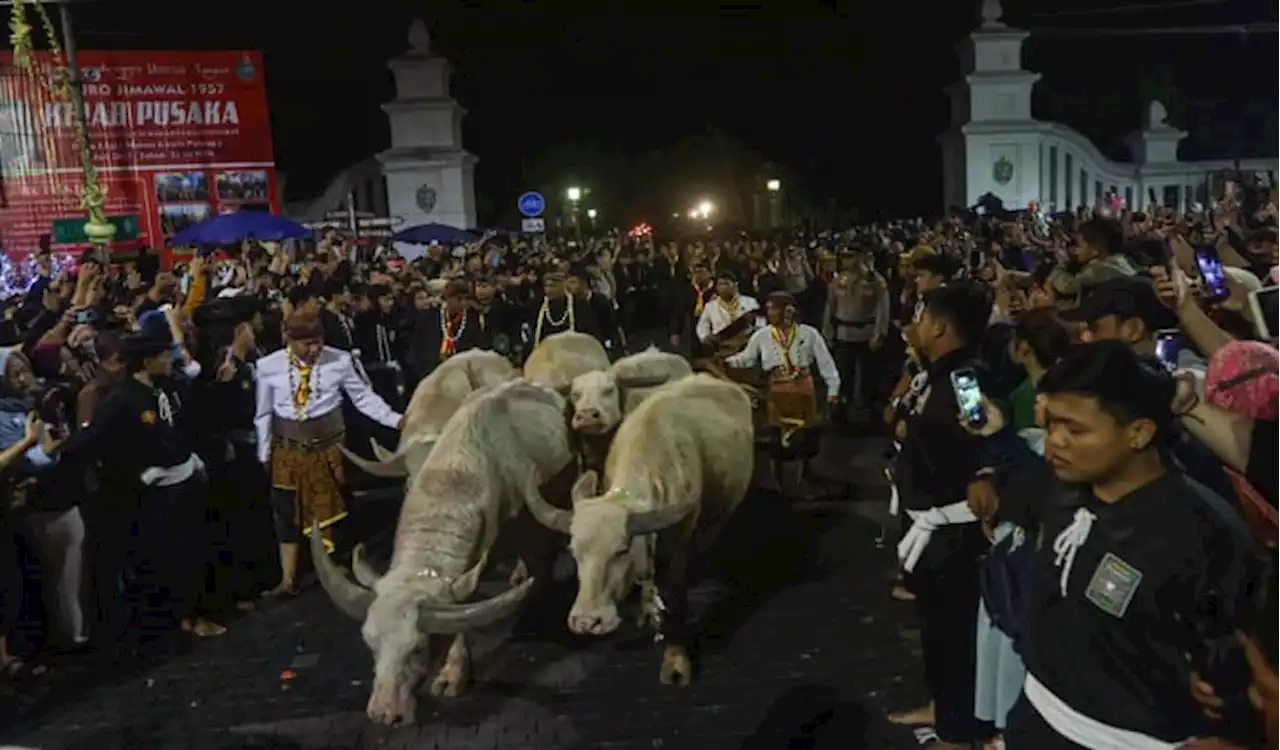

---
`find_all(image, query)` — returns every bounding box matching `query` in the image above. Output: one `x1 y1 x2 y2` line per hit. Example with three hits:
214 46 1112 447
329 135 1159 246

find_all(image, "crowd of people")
0 179 1276 749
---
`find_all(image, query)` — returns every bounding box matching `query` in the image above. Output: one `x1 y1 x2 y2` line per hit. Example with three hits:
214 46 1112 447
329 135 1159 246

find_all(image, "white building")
285 20 478 231
940 0 1277 214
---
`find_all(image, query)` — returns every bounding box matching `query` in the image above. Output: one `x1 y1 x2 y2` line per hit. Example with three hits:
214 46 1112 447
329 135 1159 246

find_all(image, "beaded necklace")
439 308 467 359
534 295 574 344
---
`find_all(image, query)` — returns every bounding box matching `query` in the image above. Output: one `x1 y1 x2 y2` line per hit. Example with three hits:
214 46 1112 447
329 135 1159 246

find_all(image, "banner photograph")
0 49 278 258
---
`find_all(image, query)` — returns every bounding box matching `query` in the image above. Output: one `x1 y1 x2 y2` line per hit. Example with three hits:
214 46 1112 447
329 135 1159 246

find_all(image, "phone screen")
950 368 986 428
1154 329 1182 371
1194 246 1230 301
968 250 984 269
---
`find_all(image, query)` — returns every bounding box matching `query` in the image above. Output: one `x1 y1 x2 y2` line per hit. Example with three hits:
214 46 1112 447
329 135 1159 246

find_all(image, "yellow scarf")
717 295 741 318
770 324 799 377
290 354 313 419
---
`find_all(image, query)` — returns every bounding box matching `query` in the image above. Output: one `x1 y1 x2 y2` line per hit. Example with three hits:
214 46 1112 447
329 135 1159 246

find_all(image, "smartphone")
1247 285 1278 340
950 368 987 428
968 249 984 269
1154 328 1182 371
1194 245 1230 301
74 308 96 325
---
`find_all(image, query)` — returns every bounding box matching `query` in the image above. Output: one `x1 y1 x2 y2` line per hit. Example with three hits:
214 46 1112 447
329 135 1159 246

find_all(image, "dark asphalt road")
2 435 931 750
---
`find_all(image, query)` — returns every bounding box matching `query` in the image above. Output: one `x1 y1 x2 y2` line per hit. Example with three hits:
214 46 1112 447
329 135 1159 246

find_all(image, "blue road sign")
518 191 546 218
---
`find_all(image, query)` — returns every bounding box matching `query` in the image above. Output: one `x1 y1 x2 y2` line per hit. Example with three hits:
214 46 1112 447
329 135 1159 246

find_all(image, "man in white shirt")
696 270 762 357
254 310 403 595
726 291 840 498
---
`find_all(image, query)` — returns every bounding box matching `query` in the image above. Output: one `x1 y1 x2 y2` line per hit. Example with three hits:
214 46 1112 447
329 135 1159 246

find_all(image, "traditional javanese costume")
694 292 762 386
725 300 840 461
253 314 401 550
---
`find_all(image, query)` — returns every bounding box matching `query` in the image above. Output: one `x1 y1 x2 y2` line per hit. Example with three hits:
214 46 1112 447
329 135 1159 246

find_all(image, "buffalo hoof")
509 558 530 587
429 658 470 698
658 646 693 686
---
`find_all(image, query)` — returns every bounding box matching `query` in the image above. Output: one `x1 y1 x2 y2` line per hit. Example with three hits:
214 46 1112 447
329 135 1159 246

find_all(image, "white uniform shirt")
253 346 402 463
725 323 841 395
696 294 762 342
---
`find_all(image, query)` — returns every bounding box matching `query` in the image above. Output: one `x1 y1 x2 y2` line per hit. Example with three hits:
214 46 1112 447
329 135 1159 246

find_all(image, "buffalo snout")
568 602 621 635
366 680 417 726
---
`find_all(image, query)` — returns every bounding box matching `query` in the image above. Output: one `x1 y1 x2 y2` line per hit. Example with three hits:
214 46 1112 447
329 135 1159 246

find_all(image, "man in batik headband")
253 310 402 596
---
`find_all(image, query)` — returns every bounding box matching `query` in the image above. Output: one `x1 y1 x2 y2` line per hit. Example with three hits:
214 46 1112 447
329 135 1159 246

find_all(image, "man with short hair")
888 280 998 748
971 342 1259 750
1049 216 1137 304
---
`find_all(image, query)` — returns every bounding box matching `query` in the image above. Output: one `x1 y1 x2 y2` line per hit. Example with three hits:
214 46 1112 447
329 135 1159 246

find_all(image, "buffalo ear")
571 470 599 504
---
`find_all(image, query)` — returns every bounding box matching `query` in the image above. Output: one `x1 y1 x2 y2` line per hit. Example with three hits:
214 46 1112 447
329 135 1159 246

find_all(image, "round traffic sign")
518 191 546 218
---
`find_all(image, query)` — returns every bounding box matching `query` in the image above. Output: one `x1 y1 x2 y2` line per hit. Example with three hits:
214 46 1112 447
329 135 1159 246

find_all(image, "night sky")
68 0 1277 223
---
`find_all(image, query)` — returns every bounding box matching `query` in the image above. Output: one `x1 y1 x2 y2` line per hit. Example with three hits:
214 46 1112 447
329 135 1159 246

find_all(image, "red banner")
0 50 278 262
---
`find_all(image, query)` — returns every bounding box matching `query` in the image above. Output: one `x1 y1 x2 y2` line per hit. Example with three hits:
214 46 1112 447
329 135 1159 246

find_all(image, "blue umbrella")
392 223 480 246
170 211 310 247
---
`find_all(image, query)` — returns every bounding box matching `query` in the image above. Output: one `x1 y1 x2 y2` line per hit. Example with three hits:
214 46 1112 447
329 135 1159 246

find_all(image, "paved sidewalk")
3 436 931 750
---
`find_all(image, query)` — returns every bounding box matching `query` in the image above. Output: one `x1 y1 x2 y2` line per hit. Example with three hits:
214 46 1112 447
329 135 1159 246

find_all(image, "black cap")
1061 276 1178 331
766 290 797 307
715 269 737 283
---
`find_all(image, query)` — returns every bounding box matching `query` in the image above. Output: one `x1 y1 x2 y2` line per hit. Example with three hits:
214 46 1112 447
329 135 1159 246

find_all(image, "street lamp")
765 180 782 229
8 0 115 263
698 200 714 218
566 186 582 203
766 179 781 192
586 208 598 222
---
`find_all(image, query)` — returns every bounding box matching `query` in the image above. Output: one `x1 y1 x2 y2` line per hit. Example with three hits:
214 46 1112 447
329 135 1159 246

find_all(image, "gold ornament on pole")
8 0 116 256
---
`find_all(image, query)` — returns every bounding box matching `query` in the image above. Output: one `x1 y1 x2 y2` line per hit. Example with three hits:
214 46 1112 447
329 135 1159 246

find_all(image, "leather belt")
272 409 344 447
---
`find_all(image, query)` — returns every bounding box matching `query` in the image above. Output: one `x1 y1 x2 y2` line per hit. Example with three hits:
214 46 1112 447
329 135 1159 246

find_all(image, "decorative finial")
980 0 1005 28
408 19 431 54
1146 101 1169 129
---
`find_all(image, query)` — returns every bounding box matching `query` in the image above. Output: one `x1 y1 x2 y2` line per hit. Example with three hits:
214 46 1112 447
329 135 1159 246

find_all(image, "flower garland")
288 352 316 421
440 309 467 359
534 295 574 344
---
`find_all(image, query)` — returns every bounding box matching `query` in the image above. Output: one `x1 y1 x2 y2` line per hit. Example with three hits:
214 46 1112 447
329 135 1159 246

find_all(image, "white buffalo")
568 347 692 435
522 330 610 389
343 349 516 480
313 379 575 725
522 374 754 686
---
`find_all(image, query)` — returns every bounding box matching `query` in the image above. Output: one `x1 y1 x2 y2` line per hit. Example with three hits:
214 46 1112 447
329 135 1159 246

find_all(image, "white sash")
1023 673 1186 750
896 500 976 572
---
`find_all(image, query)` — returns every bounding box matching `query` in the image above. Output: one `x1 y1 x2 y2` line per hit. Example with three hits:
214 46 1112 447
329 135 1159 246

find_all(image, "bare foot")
182 618 227 637
891 584 916 601
261 581 297 598
887 702 934 725
659 645 693 686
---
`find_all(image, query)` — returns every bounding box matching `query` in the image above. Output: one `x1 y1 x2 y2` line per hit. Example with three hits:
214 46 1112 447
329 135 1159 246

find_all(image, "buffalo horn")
309 525 375 621
351 543 383 590
369 438 399 462
524 489 573 534
339 445 409 478
417 577 536 634
615 373 672 391
626 501 695 537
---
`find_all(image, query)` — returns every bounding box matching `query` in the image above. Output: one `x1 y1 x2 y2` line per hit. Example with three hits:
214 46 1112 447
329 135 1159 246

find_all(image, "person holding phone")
885 280 999 748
